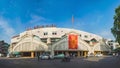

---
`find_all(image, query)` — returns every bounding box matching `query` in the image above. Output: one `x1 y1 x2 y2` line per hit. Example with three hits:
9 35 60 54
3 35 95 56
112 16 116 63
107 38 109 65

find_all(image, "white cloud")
89 15 103 26
0 17 15 43
14 17 25 32
97 30 115 40
29 14 46 24
96 15 103 23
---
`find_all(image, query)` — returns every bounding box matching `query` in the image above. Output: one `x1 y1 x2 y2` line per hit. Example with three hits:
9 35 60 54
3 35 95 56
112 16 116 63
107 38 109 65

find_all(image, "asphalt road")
0 56 120 68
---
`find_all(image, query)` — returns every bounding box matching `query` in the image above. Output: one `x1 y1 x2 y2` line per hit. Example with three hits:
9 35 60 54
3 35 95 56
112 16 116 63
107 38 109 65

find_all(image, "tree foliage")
111 5 120 44
113 47 120 53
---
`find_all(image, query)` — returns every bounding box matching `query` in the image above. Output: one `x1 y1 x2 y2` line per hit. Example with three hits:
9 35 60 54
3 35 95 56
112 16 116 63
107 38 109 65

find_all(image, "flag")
68 34 78 49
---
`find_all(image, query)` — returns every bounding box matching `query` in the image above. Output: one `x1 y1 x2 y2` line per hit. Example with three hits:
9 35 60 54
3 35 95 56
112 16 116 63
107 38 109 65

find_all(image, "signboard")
68 34 78 49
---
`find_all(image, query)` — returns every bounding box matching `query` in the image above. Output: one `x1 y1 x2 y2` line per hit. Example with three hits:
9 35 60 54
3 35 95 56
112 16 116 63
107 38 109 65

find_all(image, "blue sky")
0 0 120 43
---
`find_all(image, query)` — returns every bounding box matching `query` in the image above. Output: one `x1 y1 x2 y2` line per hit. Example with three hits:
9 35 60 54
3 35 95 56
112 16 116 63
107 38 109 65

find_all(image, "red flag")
68 34 78 49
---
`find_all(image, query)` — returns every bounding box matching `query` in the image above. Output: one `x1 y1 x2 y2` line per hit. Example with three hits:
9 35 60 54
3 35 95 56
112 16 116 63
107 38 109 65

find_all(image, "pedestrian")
37 52 40 61
86 55 88 58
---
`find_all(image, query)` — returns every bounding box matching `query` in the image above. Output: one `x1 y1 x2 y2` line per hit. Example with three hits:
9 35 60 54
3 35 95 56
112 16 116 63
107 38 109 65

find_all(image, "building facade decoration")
68 34 78 49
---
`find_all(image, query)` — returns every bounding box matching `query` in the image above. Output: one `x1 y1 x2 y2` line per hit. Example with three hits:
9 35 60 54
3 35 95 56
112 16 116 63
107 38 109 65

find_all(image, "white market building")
9 25 111 58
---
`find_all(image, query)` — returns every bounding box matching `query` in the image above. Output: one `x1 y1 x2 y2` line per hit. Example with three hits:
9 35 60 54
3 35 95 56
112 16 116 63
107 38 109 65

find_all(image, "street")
0 56 120 68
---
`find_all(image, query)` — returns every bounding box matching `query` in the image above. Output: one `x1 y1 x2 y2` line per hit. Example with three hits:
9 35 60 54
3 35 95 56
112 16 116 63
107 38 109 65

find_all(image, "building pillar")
51 50 54 56
77 51 80 57
84 51 87 57
51 44 54 56
81 51 83 56
31 52 34 58
47 38 51 44
94 51 96 55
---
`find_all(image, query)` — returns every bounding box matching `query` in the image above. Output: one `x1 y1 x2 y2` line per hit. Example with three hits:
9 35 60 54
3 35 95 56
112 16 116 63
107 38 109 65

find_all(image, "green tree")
113 47 120 53
111 5 120 44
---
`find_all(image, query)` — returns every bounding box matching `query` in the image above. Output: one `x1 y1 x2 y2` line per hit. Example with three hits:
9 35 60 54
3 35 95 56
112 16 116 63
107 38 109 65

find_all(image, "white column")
51 45 54 56
77 51 80 57
31 52 34 58
47 38 51 44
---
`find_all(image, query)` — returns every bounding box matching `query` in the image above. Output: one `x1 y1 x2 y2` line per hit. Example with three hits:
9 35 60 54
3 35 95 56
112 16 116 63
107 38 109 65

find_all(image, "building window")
41 38 47 43
84 35 88 38
51 38 60 43
91 38 97 42
44 32 48 35
52 32 57 35
79 34 81 37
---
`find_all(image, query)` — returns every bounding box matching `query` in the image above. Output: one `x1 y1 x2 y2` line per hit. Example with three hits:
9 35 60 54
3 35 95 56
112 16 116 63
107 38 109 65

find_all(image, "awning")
13 52 20 55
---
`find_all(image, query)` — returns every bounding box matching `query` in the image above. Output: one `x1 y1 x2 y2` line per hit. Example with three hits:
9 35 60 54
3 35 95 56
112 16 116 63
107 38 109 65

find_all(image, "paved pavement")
0 56 120 68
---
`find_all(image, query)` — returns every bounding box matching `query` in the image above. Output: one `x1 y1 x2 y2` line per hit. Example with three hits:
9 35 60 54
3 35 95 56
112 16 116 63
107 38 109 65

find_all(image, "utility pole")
72 14 74 29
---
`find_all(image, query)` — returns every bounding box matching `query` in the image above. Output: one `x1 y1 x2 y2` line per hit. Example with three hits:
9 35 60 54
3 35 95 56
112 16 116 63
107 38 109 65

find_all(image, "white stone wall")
11 27 103 43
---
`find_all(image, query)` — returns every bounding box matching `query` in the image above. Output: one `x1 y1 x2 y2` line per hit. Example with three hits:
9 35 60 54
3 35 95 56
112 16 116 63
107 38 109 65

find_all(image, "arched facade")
9 27 111 58
51 32 94 57
10 34 48 57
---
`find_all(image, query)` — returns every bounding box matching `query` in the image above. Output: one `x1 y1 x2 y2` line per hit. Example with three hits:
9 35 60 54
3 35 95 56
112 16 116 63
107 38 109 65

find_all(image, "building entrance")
54 50 88 57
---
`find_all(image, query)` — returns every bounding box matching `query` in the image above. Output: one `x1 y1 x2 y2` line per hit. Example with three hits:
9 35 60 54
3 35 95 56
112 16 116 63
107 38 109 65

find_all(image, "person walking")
37 52 40 61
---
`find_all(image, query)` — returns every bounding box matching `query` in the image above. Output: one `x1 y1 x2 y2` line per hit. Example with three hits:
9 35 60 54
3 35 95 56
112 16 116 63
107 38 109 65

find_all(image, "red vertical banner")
68 34 78 49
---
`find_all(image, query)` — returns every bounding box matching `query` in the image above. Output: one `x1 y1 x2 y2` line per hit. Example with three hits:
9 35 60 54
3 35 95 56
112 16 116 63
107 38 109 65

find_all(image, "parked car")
53 54 65 59
0 53 4 57
95 53 103 57
40 54 49 60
